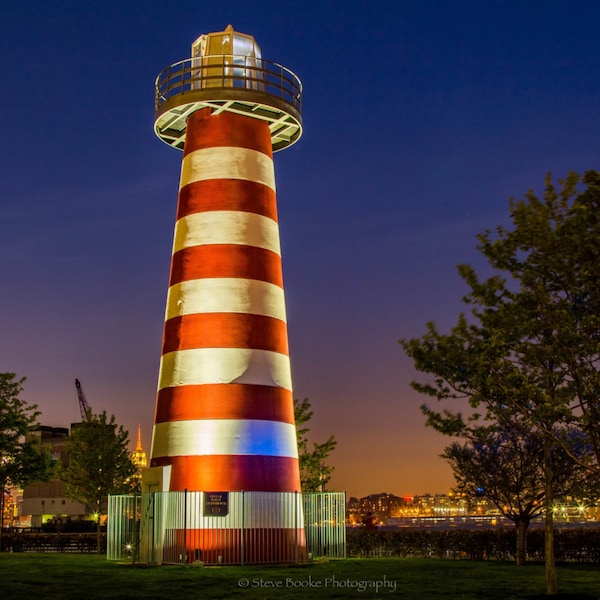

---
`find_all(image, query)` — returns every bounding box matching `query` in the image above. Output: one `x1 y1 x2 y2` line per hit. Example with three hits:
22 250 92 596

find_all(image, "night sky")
2 0 599 498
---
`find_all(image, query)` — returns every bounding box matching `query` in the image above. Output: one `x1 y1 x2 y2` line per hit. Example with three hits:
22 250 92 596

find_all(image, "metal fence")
107 494 141 561
107 491 345 565
304 492 347 559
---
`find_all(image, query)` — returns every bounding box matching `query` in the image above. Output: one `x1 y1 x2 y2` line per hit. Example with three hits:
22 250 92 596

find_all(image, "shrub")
1 531 106 553
346 527 600 563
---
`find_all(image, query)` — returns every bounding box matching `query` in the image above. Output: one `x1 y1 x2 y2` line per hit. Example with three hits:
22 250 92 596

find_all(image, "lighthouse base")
164 527 306 565
136 487 306 565
107 491 346 564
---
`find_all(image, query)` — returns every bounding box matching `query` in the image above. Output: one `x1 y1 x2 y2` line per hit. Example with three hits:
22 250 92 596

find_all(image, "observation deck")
154 55 302 152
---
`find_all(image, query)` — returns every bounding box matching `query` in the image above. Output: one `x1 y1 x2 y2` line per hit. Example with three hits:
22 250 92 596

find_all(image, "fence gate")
303 492 346 559
107 495 141 561
108 491 345 564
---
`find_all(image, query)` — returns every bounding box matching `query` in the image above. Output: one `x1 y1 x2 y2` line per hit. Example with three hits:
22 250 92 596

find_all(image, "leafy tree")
401 171 600 595
0 373 53 543
443 421 587 566
61 410 137 551
294 398 337 492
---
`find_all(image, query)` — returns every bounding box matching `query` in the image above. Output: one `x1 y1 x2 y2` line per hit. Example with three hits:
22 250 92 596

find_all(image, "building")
131 425 147 472
347 493 410 525
21 426 88 527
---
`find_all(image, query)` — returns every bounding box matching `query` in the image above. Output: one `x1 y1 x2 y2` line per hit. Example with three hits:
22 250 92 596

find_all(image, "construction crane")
75 378 92 420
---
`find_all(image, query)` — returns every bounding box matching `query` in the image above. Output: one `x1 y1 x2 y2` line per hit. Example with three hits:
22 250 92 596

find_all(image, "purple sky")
2 0 599 498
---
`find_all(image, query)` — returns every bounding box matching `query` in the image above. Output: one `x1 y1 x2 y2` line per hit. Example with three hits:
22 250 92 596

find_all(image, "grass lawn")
0 554 598 599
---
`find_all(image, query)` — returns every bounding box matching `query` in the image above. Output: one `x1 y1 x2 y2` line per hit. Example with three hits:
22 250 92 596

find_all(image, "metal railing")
155 55 302 116
107 491 345 565
148 490 304 565
106 494 141 561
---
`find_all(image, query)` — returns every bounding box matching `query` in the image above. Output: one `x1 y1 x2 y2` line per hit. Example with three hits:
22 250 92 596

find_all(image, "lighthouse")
145 25 304 563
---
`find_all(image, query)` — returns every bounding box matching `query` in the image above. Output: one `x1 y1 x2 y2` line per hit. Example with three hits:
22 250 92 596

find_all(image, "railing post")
150 491 156 564
240 490 245 566
133 495 139 564
183 488 187 564
294 490 299 564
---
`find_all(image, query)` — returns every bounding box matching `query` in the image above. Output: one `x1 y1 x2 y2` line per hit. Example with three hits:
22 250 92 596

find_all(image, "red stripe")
162 313 289 355
177 179 278 221
169 245 283 287
154 384 294 423
150 455 301 492
183 108 272 157
172 529 307 564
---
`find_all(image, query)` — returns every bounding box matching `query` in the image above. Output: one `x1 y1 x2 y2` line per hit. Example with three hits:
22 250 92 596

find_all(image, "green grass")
0 554 598 599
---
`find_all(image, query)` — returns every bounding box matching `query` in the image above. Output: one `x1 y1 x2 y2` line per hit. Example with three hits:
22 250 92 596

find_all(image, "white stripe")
151 419 298 459
172 211 281 254
180 146 275 191
165 278 287 321
158 348 292 391
141 489 304 528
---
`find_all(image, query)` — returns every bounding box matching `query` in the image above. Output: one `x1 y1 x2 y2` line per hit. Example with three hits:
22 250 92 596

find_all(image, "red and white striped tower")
146 26 304 563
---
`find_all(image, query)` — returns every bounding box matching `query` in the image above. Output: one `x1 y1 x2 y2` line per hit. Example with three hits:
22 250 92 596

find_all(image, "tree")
294 398 337 492
401 171 600 595
0 373 53 543
61 410 137 552
442 421 588 566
